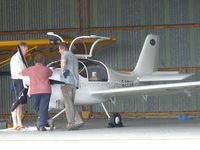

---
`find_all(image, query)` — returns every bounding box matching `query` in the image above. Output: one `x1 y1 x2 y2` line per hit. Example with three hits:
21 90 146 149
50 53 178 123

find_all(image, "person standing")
58 43 84 130
20 53 52 131
10 42 28 130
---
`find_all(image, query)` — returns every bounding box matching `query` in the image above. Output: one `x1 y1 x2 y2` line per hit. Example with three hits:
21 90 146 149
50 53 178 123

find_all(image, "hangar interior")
1 0 200 120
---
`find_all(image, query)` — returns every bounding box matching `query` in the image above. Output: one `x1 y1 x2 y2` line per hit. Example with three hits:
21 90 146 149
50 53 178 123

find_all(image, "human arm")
60 60 66 74
20 68 30 76
19 68 31 88
48 69 53 77
60 52 68 74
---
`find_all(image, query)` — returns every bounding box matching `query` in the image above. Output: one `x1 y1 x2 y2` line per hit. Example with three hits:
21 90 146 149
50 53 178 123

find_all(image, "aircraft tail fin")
132 34 193 81
133 34 159 76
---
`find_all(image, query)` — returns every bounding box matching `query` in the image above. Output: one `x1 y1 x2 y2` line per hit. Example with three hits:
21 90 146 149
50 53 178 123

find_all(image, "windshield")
79 59 108 82
47 59 108 82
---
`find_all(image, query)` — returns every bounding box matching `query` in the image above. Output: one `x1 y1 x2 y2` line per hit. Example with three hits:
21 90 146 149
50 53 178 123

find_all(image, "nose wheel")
108 113 123 128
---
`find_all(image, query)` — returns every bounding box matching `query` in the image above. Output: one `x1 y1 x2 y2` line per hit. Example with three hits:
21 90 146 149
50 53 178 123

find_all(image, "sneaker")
66 122 84 130
75 122 84 128
37 126 47 131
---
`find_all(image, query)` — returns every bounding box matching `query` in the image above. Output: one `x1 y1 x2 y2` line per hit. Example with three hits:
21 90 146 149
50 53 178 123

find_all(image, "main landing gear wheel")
108 113 123 128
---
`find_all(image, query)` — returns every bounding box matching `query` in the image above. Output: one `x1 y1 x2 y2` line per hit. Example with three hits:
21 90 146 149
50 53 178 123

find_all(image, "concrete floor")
1 117 200 149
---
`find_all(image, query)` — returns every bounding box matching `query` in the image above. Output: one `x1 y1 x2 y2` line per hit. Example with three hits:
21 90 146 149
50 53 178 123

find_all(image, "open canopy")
0 35 116 67
69 35 116 58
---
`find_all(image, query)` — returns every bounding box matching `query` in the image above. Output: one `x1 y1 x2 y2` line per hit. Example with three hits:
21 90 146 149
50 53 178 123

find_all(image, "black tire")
108 113 123 128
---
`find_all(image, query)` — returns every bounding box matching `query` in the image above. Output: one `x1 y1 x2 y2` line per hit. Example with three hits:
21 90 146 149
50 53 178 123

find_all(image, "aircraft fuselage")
49 58 137 109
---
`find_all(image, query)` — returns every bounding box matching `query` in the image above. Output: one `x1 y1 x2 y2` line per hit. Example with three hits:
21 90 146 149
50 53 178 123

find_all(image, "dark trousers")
11 79 27 104
31 94 51 127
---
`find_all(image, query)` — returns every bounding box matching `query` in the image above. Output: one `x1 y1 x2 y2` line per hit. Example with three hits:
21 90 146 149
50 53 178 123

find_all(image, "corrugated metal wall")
0 0 80 114
0 0 78 31
1 0 200 114
90 0 199 26
89 0 200 112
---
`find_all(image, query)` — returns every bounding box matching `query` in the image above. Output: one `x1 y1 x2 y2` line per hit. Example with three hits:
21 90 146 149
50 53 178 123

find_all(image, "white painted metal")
47 34 197 111
47 32 64 42
101 103 110 119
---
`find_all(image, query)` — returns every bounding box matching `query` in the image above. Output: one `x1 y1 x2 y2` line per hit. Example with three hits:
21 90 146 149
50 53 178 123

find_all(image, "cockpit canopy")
48 59 108 82
79 59 108 82
48 35 114 82
69 35 116 58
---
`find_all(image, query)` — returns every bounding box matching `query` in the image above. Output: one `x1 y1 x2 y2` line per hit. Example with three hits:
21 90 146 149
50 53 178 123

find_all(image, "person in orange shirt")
20 53 52 131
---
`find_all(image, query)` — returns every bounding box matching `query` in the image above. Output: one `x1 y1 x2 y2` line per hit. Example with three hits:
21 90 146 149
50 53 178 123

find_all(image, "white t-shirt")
10 51 27 79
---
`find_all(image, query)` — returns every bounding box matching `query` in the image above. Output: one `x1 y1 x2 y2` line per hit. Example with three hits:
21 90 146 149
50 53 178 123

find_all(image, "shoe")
37 126 47 131
66 122 84 130
66 124 77 130
40 127 47 131
75 122 84 128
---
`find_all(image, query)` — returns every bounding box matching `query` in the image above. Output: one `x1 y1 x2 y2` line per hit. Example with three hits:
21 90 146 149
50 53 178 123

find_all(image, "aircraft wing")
90 81 200 98
138 71 193 82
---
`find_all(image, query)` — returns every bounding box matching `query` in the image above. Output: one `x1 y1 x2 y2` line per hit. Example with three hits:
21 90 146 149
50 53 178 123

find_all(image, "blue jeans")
31 94 51 127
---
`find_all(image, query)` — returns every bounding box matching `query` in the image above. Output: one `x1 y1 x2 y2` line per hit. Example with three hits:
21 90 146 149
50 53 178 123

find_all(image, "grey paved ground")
1 117 200 149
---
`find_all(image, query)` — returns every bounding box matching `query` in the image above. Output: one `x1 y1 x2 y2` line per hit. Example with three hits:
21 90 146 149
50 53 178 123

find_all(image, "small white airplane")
47 32 200 128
